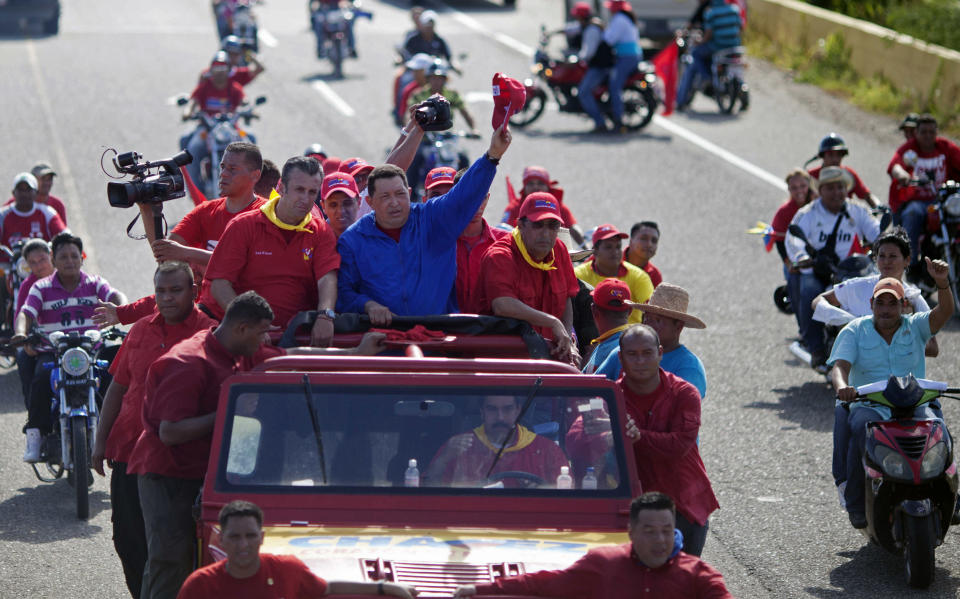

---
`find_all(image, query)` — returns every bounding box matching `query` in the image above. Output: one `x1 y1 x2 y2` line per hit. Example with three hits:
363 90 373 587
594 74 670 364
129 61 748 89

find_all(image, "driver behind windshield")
425 395 570 488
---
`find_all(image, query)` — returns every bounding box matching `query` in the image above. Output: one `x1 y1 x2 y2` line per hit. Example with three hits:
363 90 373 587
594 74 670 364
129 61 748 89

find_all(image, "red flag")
653 40 680 116
180 165 207 206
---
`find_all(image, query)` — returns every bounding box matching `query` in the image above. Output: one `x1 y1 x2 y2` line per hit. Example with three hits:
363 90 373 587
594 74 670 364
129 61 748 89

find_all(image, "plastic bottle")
582 467 598 490
404 458 420 487
556 466 573 489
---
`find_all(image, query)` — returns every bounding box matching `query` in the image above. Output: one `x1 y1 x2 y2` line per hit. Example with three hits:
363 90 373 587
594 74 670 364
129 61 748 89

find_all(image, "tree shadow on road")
299 72 367 84
804 545 960 598
513 127 673 144
0 483 110 543
744 380 834 433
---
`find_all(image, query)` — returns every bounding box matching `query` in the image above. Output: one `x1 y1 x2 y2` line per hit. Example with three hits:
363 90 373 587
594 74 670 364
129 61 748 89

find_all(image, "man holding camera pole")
336 94 512 325
94 143 265 327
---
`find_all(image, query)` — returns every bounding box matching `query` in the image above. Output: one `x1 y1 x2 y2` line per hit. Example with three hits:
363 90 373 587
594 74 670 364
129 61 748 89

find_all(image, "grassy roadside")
745 28 960 137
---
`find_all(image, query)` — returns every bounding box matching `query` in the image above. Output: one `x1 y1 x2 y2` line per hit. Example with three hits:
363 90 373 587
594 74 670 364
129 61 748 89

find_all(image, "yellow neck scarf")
260 196 312 233
512 228 556 271
473 424 537 453
591 323 632 346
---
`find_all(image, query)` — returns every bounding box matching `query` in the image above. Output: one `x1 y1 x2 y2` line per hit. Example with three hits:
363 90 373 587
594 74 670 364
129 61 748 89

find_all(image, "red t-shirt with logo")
887 137 960 212
4 194 67 225
173 196 266 253
0 203 66 247
127 328 284 479
191 79 245 115
106 307 216 463
478 236 580 339
177 554 327 599
201 210 340 326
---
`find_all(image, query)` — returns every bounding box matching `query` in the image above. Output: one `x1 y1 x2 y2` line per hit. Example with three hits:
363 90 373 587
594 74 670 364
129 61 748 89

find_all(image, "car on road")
0 0 60 34
195 316 640 595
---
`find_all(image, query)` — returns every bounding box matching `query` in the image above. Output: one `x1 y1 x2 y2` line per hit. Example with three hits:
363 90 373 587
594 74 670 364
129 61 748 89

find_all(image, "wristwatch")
317 309 336 321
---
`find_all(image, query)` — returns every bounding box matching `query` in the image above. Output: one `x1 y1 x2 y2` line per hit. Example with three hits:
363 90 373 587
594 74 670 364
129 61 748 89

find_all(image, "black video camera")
107 150 193 208
414 94 453 132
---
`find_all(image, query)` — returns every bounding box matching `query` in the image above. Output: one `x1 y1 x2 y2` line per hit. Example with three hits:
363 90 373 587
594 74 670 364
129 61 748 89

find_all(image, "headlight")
874 445 911 479
944 193 960 217
61 347 91 377
920 442 948 479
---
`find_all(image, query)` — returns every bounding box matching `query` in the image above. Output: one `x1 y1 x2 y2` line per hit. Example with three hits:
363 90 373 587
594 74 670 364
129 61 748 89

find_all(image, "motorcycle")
846 376 959 588
311 1 372 79
408 130 478 201
178 96 266 199
676 30 749 114
901 180 960 313
17 327 125 520
509 26 658 131
0 240 29 337
214 0 259 49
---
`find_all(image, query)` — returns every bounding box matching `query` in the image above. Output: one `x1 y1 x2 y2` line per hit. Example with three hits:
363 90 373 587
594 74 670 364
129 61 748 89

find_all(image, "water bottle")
556 466 573 489
582 467 598 490
404 458 420 487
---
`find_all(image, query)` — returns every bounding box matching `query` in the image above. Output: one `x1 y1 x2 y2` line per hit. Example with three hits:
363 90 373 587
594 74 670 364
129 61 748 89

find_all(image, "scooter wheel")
774 285 793 314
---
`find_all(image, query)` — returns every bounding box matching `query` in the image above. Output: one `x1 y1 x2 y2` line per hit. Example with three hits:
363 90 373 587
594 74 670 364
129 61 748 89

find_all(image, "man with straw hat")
596 283 707 402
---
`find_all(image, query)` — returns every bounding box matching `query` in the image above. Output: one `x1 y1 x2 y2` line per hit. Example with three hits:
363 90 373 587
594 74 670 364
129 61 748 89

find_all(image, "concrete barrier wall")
750 0 960 112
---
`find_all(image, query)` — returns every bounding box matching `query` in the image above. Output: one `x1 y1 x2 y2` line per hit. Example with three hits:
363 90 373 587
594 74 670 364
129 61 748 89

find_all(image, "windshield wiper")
301 374 328 484
486 376 542 478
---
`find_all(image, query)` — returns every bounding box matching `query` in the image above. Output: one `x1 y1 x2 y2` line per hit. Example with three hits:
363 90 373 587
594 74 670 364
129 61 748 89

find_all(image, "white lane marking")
652 115 787 191
311 80 356 117
448 11 535 56
257 28 279 48
437 2 786 191
26 40 100 272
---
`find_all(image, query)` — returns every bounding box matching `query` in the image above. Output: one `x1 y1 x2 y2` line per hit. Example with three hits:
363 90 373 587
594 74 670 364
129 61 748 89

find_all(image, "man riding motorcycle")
806 133 880 208
676 0 743 110
310 0 358 59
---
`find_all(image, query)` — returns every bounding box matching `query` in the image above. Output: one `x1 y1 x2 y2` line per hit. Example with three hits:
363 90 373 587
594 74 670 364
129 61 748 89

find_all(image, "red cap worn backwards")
342 157 374 178
591 278 638 312
592 224 628 246
322 172 359 201
424 166 457 190
518 191 562 223
492 73 526 131
322 156 343 177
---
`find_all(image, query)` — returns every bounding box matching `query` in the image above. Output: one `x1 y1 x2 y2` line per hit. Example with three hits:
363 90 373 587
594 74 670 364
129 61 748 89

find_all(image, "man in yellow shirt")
575 224 653 325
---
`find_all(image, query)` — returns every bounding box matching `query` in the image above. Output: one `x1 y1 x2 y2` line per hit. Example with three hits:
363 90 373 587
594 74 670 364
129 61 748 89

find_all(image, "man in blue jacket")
336 124 512 324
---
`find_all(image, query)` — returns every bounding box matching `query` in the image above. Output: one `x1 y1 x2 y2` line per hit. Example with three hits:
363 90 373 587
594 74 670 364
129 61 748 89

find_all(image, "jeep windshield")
215 376 629 496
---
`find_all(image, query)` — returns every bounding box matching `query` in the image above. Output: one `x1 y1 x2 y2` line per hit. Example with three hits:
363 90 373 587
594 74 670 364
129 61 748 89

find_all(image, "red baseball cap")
591 279 637 312
492 72 527 130
522 166 551 184
322 156 343 176
605 0 632 12
341 157 374 178
518 192 562 223
424 166 457 190
322 172 359 201
592 224 628 246
570 1 592 18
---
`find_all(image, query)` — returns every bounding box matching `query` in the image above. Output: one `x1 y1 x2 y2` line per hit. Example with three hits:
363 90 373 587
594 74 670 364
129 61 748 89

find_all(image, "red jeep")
197 316 639 596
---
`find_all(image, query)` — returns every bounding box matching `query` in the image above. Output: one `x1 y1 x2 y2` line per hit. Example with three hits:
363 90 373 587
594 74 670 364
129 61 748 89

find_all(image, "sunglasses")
529 220 561 231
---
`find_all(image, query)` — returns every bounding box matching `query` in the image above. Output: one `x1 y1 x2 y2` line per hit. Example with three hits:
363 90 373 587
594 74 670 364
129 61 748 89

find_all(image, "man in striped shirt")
677 0 743 109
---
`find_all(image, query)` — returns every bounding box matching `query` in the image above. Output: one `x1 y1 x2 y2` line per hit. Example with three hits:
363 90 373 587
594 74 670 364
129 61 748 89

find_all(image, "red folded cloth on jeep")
370 325 446 342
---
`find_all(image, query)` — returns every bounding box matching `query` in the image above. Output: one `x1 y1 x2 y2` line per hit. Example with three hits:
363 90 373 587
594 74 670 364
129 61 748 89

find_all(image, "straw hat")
557 227 593 262
635 283 707 329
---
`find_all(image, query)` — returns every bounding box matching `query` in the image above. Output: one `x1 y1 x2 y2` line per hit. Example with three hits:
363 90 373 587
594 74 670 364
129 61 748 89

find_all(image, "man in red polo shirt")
478 192 580 363
96 142 265 327
453 169 507 314
500 166 584 246
619 324 718 557
320 171 360 238
203 156 340 346
91 262 216 598
0 172 66 248
4 162 68 224
128 292 385 599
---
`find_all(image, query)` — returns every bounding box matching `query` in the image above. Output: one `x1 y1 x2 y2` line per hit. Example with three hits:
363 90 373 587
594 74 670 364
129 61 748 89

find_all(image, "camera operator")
95 143 265 327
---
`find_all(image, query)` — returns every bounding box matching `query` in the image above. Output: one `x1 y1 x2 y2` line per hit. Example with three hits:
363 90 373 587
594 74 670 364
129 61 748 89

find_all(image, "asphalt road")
0 1 958 597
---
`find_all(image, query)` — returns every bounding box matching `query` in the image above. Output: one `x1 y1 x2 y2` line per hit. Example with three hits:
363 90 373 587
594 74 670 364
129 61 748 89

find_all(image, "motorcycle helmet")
570 2 592 19
818 133 849 157
211 51 230 67
222 35 243 54
427 61 449 79
304 144 327 161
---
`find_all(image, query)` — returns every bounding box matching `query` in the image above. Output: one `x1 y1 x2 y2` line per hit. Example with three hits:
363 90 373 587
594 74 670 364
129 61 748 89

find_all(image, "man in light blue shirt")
595 283 707 400
828 262 954 528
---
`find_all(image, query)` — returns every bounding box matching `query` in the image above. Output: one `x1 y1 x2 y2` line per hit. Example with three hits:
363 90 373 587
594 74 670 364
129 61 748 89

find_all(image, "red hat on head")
322 156 343 176
591 279 638 312
518 192 562 223
492 72 527 130
605 0 632 12
522 166 551 184
571 1 592 18
322 172 359 201
424 166 457 190
342 157 374 178
592 224 628 246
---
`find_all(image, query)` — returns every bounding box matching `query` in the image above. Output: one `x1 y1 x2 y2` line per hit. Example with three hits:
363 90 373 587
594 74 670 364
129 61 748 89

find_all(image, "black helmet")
818 133 848 157
304 144 327 160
